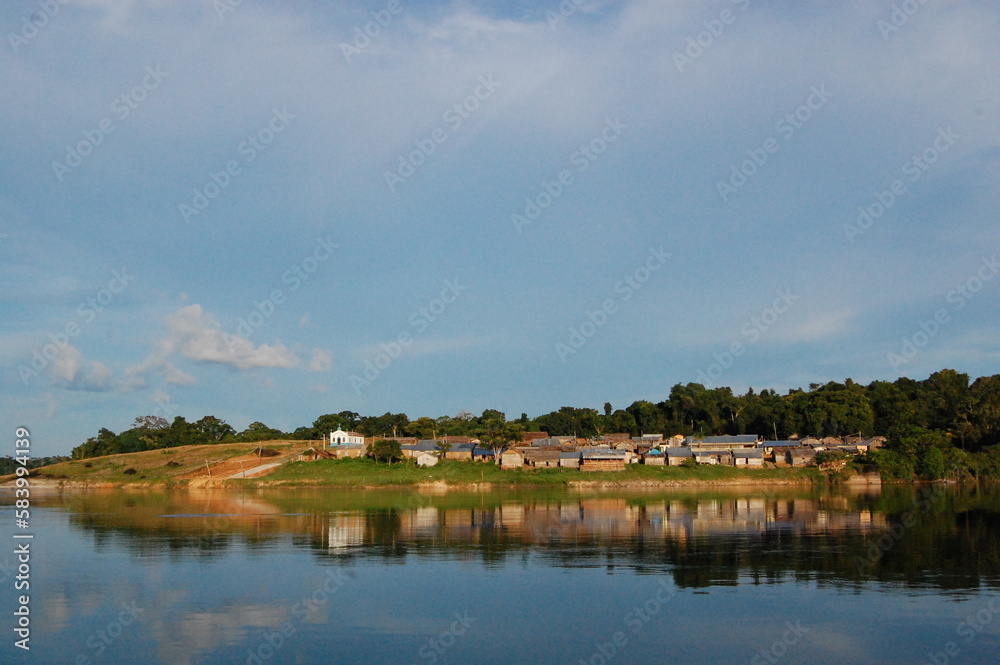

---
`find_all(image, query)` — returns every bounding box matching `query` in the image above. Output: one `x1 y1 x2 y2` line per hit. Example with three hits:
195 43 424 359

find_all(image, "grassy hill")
5 440 313 487
1 441 823 488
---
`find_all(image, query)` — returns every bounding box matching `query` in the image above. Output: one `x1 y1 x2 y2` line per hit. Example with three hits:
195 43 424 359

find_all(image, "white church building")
329 427 365 447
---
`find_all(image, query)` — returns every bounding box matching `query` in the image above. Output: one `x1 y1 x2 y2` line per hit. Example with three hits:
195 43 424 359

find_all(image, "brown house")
297 447 333 462
523 449 561 468
500 449 525 469
581 449 627 472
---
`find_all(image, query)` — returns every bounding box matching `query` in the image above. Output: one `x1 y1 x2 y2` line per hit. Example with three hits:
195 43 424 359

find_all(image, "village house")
692 449 720 465
297 447 333 462
415 451 439 467
472 447 494 462
786 447 818 467
762 440 801 463
685 434 761 450
559 451 582 468
733 450 765 468
523 449 561 468
500 449 525 469
643 449 665 465
400 441 441 459
330 444 366 459
329 427 365 447
666 447 694 466
444 442 477 461
581 448 628 472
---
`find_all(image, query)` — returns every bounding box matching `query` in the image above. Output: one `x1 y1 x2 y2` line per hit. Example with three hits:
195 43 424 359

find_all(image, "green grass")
254 457 822 487
3 442 822 488
9 440 310 486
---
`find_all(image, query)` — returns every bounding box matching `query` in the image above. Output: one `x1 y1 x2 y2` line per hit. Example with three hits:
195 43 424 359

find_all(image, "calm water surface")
2 484 1000 665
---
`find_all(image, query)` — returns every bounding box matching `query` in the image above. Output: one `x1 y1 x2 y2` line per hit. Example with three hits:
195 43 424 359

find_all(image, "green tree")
238 422 284 442
479 409 506 423
969 375 1000 449
917 446 948 480
405 417 438 439
799 380 874 437
133 415 169 430
869 449 915 480
922 369 970 434
312 413 352 439
368 438 402 464
478 419 522 462
358 412 409 438
194 415 235 442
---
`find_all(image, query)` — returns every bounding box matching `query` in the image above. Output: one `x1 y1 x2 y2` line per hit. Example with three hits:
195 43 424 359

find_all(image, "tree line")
68 369 1000 479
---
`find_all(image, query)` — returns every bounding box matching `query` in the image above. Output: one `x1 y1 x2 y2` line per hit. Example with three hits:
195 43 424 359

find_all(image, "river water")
2 484 999 665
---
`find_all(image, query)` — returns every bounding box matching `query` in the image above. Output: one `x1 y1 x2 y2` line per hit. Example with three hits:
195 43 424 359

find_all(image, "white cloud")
116 304 298 396
136 304 300 373
49 344 114 391
781 308 855 343
309 348 333 371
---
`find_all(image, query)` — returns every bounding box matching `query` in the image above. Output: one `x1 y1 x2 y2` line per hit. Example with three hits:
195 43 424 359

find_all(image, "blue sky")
2 0 998 456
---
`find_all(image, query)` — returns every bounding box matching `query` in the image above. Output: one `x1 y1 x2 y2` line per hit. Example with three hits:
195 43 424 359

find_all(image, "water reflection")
39 485 1000 591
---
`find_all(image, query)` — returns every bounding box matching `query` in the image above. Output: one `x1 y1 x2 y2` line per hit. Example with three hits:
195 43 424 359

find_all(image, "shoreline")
4 473 882 492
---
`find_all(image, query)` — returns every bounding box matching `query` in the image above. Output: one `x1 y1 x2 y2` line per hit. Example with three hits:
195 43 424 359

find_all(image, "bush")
869 449 914 481
123 468 137 476
815 450 848 466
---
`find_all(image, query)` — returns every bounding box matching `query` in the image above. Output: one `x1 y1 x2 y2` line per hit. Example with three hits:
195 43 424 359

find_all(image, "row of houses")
301 428 884 471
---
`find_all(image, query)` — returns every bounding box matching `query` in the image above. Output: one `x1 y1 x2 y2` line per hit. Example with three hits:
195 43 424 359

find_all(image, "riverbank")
0 441 841 489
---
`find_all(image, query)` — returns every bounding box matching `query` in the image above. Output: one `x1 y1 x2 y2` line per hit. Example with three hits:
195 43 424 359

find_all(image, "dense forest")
68 369 1000 480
